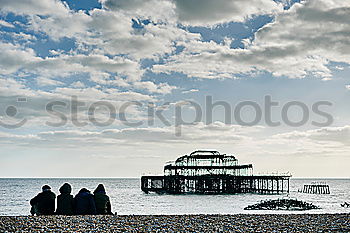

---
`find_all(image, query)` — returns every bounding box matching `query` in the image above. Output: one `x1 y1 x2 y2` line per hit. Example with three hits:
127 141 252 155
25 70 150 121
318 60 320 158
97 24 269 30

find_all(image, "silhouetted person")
74 188 96 215
93 184 113 215
30 185 56 215
56 183 74 215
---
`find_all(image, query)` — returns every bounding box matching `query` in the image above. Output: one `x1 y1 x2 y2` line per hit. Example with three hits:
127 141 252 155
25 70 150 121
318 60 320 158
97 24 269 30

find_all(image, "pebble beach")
0 214 349 232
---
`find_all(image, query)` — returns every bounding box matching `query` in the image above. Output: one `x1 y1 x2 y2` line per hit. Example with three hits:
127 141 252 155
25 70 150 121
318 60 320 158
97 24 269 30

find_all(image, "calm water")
0 178 349 216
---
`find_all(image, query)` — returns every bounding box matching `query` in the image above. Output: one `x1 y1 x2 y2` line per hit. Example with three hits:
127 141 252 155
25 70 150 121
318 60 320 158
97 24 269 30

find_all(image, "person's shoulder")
36 192 45 198
31 192 41 201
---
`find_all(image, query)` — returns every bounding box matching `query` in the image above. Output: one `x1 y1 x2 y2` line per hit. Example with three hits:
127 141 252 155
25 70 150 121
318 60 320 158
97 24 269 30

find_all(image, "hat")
94 184 106 194
42 185 51 191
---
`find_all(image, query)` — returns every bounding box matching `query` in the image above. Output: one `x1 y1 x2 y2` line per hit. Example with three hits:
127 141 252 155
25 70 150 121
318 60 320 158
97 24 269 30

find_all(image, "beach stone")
0 214 350 232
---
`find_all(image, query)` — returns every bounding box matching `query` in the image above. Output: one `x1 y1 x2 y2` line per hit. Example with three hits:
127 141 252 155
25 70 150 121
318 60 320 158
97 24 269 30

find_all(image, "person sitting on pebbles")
30 185 56 216
93 184 113 215
74 188 96 215
56 183 74 215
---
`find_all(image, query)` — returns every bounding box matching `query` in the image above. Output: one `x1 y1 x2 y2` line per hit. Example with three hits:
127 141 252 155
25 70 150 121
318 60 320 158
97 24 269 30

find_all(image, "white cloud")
274 125 350 146
100 0 176 23
182 89 199 94
0 122 252 148
3 0 350 82
11 32 36 41
29 10 91 41
153 0 350 79
133 81 177 94
25 5 198 60
53 86 154 102
1 123 349 162
0 19 14 28
0 3 197 88
84 9 199 60
173 0 282 26
0 42 41 75
0 42 145 84
71 81 85 88
101 0 282 26
0 0 69 16
36 77 64 86
0 78 154 128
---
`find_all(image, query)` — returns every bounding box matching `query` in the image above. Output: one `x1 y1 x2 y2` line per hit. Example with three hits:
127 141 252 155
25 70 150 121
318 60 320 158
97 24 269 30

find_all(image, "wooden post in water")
300 184 330 194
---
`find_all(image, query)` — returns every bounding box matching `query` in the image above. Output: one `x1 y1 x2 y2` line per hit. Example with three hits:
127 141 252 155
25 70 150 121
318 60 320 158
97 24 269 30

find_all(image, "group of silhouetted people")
30 183 113 215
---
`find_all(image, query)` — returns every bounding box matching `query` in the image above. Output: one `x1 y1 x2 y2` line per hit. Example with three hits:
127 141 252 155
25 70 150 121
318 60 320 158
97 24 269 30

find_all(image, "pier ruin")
299 183 330 194
141 150 291 194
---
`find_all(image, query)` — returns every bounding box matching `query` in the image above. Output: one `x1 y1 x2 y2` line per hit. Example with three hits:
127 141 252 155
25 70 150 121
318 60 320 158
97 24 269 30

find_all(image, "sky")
0 0 350 178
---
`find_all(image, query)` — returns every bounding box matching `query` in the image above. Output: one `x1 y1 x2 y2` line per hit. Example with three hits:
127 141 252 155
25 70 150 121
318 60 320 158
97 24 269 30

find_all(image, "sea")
0 178 349 216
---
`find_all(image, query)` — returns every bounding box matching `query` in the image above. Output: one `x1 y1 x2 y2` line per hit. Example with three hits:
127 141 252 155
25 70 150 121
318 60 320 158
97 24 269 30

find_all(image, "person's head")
78 188 90 194
94 184 106 194
42 185 51 192
59 183 72 194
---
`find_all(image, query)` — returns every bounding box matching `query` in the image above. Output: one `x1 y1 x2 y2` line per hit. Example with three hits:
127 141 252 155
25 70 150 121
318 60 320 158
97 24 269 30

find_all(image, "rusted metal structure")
141 150 291 194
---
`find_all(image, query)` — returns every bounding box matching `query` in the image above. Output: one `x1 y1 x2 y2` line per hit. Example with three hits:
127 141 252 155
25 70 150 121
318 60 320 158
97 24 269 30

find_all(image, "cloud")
133 81 177 94
100 0 176 22
3 0 350 83
0 3 194 91
0 42 145 83
10 32 37 41
83 8 198 60
274 125 350 146
173 0 282 26
25 5 197 60
0 121 252 148
70 81 86 88
153 0 350 79
0 78 34 97
36 77 64 86
0 42 41 75
29 10 91 41
53 86 154 102
0 78 154 130
0 0 69 16
0 19 14 28
182 89 199 94
1 122 349 162
101 0 282 26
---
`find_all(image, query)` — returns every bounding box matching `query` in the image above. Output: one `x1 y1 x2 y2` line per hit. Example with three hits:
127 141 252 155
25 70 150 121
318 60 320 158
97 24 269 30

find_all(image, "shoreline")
1 214 349 232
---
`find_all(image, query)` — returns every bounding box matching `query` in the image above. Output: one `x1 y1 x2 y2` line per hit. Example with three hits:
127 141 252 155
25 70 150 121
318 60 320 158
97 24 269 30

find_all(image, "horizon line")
0 176 349 179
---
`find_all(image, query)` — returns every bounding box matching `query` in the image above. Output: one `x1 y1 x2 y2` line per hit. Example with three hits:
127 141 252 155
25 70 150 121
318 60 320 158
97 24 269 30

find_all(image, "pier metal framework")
141 150 291 194
164 150 253 176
